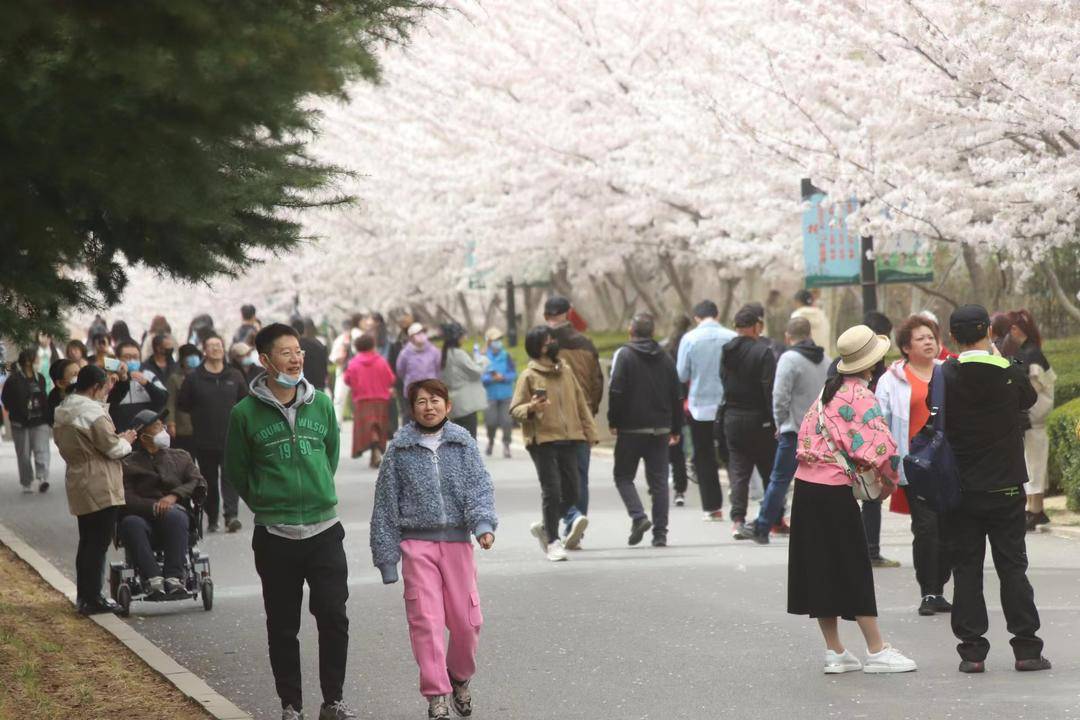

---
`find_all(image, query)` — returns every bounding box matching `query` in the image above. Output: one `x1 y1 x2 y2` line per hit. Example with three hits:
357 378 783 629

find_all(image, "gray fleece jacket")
370 421 498 583
772 340 830 434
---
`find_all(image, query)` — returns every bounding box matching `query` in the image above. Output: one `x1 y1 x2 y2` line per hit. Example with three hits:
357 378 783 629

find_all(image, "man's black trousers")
253 522 349 711
947 489 1043 662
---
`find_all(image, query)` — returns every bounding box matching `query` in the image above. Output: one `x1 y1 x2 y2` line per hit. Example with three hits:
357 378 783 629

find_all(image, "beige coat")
53 393 131 516
510 360 598 447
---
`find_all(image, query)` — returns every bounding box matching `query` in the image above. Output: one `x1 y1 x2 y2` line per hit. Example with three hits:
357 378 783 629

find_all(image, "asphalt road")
1 432 1079 720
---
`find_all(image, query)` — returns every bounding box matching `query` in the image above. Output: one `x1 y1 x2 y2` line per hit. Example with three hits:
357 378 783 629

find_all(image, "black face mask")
416 416 449 434
545 340 560 362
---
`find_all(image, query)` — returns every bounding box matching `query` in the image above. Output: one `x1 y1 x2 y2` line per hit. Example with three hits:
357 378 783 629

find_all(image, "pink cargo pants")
400 539 483 697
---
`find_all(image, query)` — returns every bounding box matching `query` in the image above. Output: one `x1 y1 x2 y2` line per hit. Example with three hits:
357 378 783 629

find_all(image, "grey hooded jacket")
370 421 497 583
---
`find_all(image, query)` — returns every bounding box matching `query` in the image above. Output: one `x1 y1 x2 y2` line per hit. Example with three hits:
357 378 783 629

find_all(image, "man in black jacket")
109 340 169 431
608 314 682 547
721 305 777 537
177 334 248 533
938 304 1050 674
292 317 329 392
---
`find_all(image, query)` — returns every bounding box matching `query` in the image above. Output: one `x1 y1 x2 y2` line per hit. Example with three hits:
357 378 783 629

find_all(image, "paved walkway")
1 433 1077 719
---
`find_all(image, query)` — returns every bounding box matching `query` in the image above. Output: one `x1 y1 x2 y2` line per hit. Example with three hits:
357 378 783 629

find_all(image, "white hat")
836 325 891 375
407 322 425 337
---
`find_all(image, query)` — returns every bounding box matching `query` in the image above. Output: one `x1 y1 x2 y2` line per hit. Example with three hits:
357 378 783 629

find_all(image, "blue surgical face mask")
184 355 201 369
126 360 141 373
491 340 503 353
266 357 303 388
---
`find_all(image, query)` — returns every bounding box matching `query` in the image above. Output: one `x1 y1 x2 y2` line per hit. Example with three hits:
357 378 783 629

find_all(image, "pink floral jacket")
795 377 900 491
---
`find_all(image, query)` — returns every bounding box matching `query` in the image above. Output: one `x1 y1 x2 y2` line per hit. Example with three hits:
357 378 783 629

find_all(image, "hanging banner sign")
875 232 934 284
802 193 860 288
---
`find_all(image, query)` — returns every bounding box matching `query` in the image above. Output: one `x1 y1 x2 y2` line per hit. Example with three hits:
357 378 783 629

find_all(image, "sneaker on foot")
1025 511 1039 532
1015 656 1052 672
226 517 242 533
147 576 165 597
21 485 34 494
449 677 472 717
1035 511 1051 526
702 509 724 522
731 521 748 539
564 516 589 550
502 445 511 459
207 521 220 533
674 493 686 507
863 644 917 673
628 517 653 546
651 536 668 547
38 480 50 493
164 577 187 596
958 660 985 674
546 540 568 562
485 442 494 457
319 700 359 719
824 649 863 674
529 521 549 553
932 595 953 613
282 705 305 720
870 555 901 569
428 695 450 719
918 595 936 616
772 518 790 535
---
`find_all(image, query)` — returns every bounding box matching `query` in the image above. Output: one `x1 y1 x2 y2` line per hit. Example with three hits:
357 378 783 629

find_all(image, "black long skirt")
787 479 877 621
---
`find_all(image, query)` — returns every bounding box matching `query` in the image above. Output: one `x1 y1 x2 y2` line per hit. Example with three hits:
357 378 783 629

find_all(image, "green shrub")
1044 337 1080 407
1047 397 1080 510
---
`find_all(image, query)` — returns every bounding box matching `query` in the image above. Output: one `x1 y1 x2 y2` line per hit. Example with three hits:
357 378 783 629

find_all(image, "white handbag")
815 396 885 502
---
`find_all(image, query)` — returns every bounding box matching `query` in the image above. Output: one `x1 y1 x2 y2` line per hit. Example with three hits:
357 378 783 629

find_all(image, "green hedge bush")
1047 396 1080 509
1044 337 1080 407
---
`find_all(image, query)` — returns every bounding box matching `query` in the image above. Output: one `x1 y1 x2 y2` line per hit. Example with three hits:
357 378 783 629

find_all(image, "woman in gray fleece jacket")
370 378 497 720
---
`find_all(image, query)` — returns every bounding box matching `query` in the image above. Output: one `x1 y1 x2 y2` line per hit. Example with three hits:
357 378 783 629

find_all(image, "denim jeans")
562 442 592 532
752 432 798 534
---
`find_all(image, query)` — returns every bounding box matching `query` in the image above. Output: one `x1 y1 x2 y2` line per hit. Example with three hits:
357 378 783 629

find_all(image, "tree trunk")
551 259 574 299
434 303 456 326
962 243 988 306
456 292 476 335
1041 261 1080 323
588 273 621 329
659 251 693 315
621 256 663 320
482 293 503 331
718 276 741 323
604 271 636 324
523 286 541 328
409 302 437 328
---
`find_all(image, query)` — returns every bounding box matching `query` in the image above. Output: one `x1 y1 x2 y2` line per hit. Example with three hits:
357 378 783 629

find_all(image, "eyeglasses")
274 350 306 361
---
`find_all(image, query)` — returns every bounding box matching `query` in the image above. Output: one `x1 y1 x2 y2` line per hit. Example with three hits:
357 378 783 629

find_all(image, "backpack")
903 364 962 513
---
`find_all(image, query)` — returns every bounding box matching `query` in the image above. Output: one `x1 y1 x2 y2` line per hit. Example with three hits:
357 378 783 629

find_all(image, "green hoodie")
224 375 340 526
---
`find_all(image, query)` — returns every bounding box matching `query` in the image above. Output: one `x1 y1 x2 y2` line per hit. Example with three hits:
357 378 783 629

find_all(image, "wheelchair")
108 491 214 616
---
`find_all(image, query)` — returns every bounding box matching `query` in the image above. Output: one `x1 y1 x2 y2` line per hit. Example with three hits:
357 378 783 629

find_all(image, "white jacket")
874 359 941 486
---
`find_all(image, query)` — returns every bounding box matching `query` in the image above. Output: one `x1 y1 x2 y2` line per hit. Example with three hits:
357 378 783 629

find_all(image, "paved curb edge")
0 521 251 720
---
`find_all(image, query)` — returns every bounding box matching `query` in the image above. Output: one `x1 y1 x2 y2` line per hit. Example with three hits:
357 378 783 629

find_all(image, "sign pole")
505 279 518 347
861 235 878 314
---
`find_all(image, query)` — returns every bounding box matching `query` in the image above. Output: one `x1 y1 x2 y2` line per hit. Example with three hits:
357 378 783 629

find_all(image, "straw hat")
406 322 425 337
484 327 504 342
836 325 891 375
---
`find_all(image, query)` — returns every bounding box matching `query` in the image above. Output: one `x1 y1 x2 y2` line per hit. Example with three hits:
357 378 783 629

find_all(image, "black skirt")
787 479 877 621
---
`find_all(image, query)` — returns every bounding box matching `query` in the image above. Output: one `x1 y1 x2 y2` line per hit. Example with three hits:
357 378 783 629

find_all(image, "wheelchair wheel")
108 565 122 602
117 584 132 617
201 579 213 612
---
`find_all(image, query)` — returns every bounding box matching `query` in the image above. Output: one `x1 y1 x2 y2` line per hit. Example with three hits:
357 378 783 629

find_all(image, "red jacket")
343 351 395 401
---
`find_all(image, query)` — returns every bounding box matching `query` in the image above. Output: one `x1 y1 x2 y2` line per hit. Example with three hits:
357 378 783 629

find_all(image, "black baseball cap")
131 408 169 432
949 304 990 333
544 296 571 317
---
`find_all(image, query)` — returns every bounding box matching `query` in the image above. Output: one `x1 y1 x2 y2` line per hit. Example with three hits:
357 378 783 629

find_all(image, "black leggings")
76 506 119 603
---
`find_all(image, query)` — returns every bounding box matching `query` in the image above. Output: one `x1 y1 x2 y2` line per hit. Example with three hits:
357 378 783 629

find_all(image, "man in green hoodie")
225 323 356 720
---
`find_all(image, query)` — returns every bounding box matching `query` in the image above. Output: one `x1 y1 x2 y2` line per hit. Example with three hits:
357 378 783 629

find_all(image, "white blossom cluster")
84 0 1080 334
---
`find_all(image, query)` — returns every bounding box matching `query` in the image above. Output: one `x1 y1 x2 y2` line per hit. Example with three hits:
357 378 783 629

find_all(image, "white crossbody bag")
815 395 885 502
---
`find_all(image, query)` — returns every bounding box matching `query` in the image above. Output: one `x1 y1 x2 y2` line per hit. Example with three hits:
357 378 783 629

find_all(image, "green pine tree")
0 1 430 344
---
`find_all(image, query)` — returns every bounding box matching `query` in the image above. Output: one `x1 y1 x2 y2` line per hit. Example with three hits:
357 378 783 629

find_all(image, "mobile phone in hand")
103 357 122 372
533 388 547 400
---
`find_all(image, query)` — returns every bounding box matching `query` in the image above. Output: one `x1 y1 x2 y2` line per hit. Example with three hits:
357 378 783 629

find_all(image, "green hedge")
1047 397 1080 509
1044 337 1080 407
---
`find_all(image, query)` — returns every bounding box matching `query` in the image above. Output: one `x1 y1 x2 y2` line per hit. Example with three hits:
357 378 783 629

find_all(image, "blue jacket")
482 349 517 402
370 421 498 583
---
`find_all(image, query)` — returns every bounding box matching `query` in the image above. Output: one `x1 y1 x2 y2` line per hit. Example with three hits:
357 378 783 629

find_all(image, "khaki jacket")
53 393 131 516
510 360 598 447
549 323 604 415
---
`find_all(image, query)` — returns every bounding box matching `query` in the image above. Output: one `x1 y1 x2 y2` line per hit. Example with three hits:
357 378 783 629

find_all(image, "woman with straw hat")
788 324 917 675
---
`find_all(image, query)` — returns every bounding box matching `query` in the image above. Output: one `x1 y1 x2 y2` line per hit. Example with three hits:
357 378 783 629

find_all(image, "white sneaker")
824 649 863 674
529 521 549 553
863 644 917 674
147 576 165 595
21 485 34 494
546 540 568 562
564 516 589 550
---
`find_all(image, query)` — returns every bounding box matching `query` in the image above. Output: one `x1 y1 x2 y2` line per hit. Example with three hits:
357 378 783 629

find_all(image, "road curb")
1046 524 1080 541
0 520 251 720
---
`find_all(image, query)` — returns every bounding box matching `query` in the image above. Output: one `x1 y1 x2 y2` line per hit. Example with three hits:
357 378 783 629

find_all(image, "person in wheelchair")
119 408 207 597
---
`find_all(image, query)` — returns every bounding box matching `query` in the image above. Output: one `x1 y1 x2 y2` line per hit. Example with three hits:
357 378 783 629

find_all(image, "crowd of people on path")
0 290 1059 719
